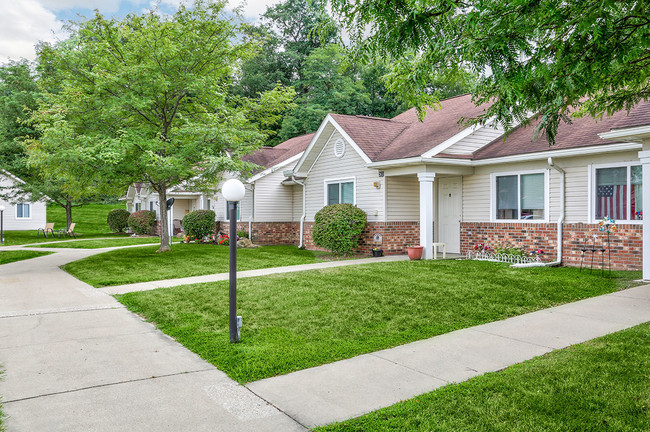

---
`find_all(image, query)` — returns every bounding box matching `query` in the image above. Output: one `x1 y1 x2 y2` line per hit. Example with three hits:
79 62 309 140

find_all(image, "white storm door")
438 177 462 253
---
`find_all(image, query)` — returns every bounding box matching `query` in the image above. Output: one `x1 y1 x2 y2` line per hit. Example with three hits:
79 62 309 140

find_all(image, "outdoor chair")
66 223 77 238
37 223 55 238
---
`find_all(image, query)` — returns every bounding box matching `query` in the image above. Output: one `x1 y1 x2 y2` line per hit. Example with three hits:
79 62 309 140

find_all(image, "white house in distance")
0 170 47 230
126 95 650 276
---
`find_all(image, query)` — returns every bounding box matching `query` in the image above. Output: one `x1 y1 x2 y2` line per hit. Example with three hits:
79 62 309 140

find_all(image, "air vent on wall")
334 138 345 158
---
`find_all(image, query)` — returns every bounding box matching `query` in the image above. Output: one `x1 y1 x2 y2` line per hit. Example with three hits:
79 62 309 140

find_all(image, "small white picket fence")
466 250 541 265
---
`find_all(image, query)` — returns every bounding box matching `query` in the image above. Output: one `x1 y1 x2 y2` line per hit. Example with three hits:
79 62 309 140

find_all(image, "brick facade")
460 222 642 271
302 221 421 254
219 221 299 245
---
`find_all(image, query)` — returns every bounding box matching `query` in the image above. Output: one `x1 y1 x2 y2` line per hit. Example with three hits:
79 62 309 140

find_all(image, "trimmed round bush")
127 210 156 235
107 208 130 233
183 210 216 240
313 204 367 255
237 230 249 239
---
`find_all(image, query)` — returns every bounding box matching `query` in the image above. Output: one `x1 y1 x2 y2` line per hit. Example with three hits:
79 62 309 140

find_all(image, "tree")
33 0 293 252
329 0 650 142
0 61 104 228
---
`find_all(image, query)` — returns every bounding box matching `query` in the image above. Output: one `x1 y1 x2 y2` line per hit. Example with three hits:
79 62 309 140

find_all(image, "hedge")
127 210 157 235
182 210 216 240
312 203 367 255
107 208 130 233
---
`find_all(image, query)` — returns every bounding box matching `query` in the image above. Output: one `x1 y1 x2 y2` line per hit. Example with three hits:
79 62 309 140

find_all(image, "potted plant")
371 247 383 257
406 245 424 260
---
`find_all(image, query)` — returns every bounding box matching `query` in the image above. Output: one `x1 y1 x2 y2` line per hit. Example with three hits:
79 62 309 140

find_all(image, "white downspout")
292 175 306 248
547 157 565 266
248 183 255 243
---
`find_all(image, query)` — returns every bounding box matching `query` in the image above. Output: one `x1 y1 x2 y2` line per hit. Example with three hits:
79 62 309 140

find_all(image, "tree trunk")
65 200 73 230
157 187 171 253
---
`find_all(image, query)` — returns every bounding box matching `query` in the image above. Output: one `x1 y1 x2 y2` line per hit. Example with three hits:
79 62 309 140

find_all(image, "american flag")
597 185 627 220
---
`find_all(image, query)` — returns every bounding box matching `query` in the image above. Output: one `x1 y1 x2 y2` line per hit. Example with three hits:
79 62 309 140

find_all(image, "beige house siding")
304 131 384 222
386 175 419 221
461 150 642 224
252 167 295 222
444 126 506 155
292 184 303 222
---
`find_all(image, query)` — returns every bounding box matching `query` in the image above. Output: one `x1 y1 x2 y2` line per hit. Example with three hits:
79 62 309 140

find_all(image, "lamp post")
222 179 245 343
0 205 4 245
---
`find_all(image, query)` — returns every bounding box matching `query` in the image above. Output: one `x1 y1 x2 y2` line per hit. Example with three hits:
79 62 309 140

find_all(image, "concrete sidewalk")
247 284 650 428
101 254 410 295
0 250 304 431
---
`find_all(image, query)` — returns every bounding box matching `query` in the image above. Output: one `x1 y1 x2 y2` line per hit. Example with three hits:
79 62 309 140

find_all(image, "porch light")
222 179 245 343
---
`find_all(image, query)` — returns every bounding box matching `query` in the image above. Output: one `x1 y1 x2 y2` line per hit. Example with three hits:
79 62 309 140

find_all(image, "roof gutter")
366 143 642 170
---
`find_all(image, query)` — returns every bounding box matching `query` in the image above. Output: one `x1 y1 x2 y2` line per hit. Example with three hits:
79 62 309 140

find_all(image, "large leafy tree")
0 60 104 228
329 0 650 142
34 0 294 252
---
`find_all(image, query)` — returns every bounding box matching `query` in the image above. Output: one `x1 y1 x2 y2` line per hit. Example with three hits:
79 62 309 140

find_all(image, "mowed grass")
65 244 323 287
117 260 641 383
0 250 52 265
1 203 128 246
27 237 170 249
317 323 650 432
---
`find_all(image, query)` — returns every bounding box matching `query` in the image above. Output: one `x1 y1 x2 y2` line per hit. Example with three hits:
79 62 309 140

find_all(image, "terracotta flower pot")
407 245 424 260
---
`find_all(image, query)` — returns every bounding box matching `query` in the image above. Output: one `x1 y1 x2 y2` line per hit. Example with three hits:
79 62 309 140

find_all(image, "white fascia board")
421 124 481 158
0 169 25 184
293 115 335 174
367 142 642 169
599 125 650 141
471 142 642 166
247 152 303 183
327 117 372 164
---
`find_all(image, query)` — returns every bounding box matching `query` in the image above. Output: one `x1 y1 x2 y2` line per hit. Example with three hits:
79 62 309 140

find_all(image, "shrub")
237 230 249 239
127 210 156 235
313 203 367 255
183 210 216 240
107 208 130 233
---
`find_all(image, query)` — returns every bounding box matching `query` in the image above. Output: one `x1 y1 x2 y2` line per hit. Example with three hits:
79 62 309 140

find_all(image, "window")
149 201 158 218
494 172 546 220
593 164 642 221
206 199 211 210
135 202 141 211
16 203 30 219
326 180 354 205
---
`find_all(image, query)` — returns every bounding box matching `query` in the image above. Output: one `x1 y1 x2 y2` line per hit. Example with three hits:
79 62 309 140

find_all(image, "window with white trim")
16 203 30 219
326 180 354 205
593 164 642 221
135 202 141 211
494 172 546 220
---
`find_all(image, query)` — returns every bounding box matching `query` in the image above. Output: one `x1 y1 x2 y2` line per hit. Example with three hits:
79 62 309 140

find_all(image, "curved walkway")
0 247 304 431
1 244 650 430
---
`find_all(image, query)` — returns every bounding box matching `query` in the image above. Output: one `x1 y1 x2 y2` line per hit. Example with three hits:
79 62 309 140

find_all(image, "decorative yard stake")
590 234 597 273
599 217 617 274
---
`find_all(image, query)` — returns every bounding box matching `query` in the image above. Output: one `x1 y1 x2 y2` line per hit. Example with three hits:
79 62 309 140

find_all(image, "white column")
417 173 436 259
639 149 650 280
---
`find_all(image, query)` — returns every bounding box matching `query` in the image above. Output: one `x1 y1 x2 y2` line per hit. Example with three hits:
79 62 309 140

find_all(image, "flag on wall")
597 184 627 220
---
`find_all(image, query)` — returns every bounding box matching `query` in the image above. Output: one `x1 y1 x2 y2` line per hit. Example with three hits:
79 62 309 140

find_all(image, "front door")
438 177 462 253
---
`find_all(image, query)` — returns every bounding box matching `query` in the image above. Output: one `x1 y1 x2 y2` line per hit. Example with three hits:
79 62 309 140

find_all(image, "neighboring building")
0 171 47 231
126 94 650 274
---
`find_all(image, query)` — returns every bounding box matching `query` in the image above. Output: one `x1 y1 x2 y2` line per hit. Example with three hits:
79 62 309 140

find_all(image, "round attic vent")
333 138 345 158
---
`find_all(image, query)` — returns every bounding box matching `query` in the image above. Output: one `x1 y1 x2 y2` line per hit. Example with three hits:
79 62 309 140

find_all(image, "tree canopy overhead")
329 0 650 142
33 0 294 251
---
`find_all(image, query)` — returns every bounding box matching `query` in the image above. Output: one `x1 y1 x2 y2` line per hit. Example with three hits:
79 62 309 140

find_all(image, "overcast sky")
0 0 282 63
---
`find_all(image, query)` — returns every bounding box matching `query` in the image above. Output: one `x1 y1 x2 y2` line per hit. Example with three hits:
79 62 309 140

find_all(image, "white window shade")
520 174 544 209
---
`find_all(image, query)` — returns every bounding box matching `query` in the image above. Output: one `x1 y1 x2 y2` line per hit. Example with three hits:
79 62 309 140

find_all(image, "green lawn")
0 250 52 265
0 203 128 246
317 322 650 431
65 244 324 287
27 237 172 249
117 260 640 383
